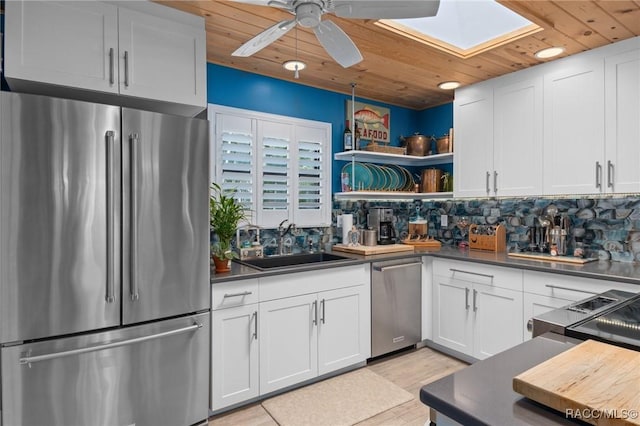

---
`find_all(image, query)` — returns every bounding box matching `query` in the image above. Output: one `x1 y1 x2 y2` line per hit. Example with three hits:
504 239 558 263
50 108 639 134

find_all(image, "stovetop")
567 294 640 351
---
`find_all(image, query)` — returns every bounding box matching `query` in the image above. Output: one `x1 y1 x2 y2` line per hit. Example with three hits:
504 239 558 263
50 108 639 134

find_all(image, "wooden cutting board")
508 252 598 264
513 339 640 425
332 244 414 255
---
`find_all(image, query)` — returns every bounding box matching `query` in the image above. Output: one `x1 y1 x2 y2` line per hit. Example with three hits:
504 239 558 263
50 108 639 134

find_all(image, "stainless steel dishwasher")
371 258 422 357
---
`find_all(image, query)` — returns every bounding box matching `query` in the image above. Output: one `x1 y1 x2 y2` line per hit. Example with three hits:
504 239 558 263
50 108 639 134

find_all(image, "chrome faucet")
277 219 294 255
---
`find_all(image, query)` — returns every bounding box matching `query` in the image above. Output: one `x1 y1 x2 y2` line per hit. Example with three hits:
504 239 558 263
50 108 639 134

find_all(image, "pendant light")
283 27 306 79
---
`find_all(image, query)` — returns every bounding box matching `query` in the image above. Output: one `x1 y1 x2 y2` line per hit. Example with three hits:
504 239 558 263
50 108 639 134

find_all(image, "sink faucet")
277 219 294 255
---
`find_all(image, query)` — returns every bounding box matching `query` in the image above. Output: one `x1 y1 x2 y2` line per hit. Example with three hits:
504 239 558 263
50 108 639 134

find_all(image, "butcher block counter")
420 333 620 426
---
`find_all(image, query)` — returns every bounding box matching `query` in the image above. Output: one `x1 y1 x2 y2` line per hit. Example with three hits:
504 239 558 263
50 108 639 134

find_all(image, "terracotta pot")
212 255 231 273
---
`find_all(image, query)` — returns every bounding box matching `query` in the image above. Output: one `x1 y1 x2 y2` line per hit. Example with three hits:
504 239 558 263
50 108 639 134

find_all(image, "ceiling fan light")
534 46 565 59
438 81 460 90
283 60 307 77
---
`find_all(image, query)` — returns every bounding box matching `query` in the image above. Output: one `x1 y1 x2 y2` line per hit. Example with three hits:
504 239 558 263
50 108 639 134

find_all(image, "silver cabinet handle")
130 133 139 301
373 261 422 272
545 284 599 295
449 268 494 279
465 287 470 310
252 311 258 340
223 291 253 298
321 299 325 324
493 171 498 194
595 161 602 189
312 300 318 326
527 319 533 332
607 160 614 189
473 289 478 312
109 47 115 85
485 171 490 195
19 322 202 365
124 50 130 87
105 131 116 304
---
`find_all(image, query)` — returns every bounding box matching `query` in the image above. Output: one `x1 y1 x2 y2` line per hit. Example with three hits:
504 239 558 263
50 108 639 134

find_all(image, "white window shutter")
293 125 329 227
257 120 293 228
213 113 255 224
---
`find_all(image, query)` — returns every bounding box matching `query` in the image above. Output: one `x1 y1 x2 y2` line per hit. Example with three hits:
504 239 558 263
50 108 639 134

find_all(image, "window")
209 105 331 228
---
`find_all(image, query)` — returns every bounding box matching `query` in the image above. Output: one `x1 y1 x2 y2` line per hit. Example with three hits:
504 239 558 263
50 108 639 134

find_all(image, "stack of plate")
341 162 415 192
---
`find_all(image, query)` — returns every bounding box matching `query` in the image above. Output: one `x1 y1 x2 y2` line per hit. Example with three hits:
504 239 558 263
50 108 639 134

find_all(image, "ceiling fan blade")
330 0 440 19
232 19 296 57
313 20 363 68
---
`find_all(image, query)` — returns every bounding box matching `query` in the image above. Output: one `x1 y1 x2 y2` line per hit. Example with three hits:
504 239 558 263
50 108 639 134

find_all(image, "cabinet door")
543 58 605 195
118 7 206 108
4 1 119 94
259 294 318 394
605 48 640 193
318 286 369 375
453 85 494 198
472 284 523 360
432 275 473 356
522 293 572 341
211 305 259 410
493 77 543 196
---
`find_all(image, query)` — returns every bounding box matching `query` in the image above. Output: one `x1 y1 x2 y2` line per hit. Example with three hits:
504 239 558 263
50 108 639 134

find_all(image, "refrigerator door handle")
130 133 140 302
106 131 116 304
19 322 203 366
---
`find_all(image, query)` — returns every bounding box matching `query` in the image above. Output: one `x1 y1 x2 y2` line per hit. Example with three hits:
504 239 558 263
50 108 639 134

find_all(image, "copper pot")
421 168 443 193
400 134 433 156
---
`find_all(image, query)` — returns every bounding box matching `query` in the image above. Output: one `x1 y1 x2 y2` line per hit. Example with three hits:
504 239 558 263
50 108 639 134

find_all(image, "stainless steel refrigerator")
0 92 210 426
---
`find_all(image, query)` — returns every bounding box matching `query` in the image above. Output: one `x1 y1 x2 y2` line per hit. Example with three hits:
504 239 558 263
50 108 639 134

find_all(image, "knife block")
468 224 506 252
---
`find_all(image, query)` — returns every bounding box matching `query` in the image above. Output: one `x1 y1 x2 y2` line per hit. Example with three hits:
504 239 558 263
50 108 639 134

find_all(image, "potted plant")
210 182 248 272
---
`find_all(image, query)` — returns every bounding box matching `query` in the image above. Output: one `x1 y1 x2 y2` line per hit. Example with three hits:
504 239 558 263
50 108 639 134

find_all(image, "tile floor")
208 346 468 426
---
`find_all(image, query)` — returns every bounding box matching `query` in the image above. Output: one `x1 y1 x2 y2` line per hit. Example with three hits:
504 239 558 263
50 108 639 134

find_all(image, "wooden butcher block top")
332 244 414 255
513 339 640 425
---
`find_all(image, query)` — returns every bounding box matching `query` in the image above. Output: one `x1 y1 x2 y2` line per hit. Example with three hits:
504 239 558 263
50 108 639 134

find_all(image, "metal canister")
362 229 378 246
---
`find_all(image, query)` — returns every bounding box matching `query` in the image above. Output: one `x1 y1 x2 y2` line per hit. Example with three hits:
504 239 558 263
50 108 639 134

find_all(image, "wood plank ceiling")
159 0 640 110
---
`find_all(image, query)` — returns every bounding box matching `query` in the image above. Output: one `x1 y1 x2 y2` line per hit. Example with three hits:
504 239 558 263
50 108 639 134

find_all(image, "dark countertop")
210 245 640 286
420 333 587 426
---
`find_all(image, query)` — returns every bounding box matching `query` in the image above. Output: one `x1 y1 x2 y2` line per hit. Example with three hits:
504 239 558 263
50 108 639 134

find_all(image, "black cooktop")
567 294 640 351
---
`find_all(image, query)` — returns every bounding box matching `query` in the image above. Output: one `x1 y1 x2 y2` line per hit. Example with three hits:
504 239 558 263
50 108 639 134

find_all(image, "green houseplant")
210 183 248 272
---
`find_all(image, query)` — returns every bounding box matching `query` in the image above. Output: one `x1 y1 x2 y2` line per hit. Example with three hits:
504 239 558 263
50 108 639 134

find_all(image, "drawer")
432 258 522 292
212 279 259 310
523 271 639 300
260 264 369 301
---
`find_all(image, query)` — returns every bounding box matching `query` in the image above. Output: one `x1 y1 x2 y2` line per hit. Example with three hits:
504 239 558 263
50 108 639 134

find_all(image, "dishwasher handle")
373 261 422 272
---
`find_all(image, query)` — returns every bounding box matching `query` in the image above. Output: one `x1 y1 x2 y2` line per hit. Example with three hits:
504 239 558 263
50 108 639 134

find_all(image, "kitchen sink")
235 252 352 271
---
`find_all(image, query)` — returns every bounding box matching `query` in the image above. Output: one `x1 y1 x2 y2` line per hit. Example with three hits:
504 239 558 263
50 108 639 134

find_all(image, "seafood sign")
347 100 391 143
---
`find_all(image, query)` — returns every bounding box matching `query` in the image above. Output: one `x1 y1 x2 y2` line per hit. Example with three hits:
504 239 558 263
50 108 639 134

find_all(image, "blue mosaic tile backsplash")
225 196 640 263
333 197 640 263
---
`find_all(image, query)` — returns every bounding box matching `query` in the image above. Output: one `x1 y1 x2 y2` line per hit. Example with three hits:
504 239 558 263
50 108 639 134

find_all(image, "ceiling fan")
231 0 441 68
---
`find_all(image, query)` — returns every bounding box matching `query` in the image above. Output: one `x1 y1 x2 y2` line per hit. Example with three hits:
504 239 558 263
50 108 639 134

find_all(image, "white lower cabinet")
432 259 523 360
259 294 318 395
211 265 370 412
317 286 369 375
211 304 259 409
522 293 572 341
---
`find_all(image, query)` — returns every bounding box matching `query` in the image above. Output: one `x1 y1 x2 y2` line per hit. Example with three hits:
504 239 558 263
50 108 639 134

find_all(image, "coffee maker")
367 207 397 245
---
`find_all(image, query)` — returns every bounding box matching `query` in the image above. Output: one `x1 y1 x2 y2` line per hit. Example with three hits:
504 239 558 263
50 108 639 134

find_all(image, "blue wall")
207 63 452 192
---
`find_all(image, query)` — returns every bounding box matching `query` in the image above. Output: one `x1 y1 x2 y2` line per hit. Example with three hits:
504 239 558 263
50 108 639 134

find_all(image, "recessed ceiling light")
534 46 565 59
438 81 461 90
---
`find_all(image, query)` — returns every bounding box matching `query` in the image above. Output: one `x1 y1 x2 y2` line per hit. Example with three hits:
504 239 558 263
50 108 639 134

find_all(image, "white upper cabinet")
542 57 605 195
493 76 543 196
454 75 542 197
4 0 206 115
453 83 494 198
604 47 640 193
5 1 119 93
117 6 206 108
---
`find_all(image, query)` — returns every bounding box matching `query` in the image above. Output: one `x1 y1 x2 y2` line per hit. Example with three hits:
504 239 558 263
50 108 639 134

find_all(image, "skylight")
376 0 541 59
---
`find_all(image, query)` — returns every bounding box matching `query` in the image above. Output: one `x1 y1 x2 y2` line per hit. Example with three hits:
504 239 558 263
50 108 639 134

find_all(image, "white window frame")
209 104 332 228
